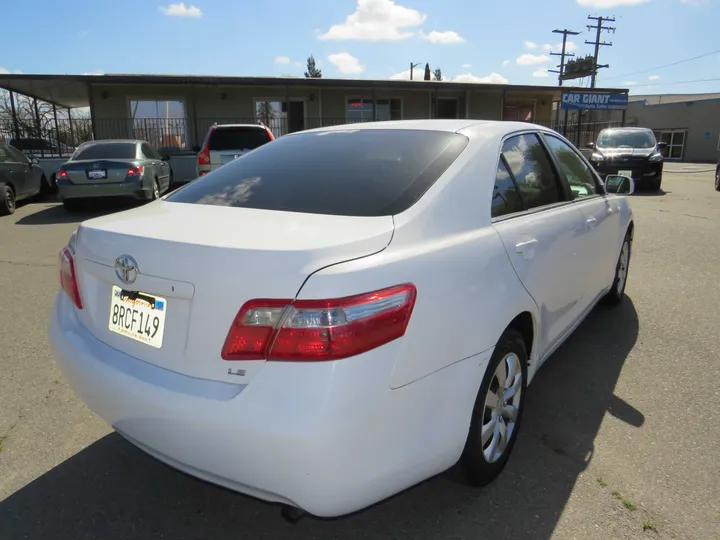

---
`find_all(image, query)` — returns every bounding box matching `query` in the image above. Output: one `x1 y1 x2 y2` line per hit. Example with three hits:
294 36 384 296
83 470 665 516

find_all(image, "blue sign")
561 91 628 111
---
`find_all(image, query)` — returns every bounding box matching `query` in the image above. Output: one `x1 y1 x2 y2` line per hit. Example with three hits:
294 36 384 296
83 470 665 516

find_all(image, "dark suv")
587 127 667 191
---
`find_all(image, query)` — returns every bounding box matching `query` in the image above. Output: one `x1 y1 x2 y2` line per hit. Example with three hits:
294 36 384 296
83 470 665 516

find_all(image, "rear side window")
207 127 272 151
492 159 524 218
73 143 137 160
501 134 566 210
169 129 469 217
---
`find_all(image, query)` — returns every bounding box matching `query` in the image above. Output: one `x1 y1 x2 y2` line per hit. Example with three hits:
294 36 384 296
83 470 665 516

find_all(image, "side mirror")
656 141 668 149
586 142 595 149
605 174 635 195
30 157 40 165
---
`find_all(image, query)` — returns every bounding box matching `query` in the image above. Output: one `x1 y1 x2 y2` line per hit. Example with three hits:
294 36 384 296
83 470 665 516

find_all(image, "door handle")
515 238 538 258
586 217 598 230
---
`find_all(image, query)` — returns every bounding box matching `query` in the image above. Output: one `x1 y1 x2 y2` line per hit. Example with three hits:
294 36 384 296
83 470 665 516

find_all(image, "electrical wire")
628 77 720 88
604 48 720 81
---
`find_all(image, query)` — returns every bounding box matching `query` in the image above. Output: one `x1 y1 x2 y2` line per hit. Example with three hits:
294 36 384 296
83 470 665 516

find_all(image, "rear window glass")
169 129 469 217
73 143 137 160
207 127 272 151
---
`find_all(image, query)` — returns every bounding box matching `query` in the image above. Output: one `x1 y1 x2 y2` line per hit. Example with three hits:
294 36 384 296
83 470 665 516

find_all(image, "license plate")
87 169 107 179
618 170 633 178
108 286 166 348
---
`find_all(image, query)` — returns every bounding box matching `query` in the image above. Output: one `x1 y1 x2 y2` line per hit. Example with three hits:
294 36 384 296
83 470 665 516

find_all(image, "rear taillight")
221 284 416 362
265 128 275 141
127 165 145 176
59 246 82 309
57 170 68 179
197 149 210 165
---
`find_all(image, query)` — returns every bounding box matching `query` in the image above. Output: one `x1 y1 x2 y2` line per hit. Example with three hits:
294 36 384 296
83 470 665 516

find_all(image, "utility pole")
586 15 615 88
549 29 580 131
409 62 422 81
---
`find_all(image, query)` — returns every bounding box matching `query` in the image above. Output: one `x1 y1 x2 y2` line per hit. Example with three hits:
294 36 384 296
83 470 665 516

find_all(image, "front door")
540 133 622 300
491 132 587 359
288 101 305 133
437 98 458 119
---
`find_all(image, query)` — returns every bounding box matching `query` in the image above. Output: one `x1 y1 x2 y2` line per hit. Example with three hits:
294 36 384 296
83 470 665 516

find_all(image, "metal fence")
1 115 632 158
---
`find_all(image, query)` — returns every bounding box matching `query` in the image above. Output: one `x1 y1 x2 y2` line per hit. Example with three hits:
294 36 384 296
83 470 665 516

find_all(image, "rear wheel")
603 230 632 306
0 183 15 215
151 178 160 201
459 328 528 486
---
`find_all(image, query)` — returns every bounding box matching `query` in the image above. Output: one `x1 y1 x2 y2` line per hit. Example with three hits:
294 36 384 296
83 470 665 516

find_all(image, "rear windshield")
169 129 469 217
73 143 137 160
207 127 272 151
597 130 656 149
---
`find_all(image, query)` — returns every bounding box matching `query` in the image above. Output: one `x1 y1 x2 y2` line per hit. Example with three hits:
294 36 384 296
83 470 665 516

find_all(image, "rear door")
141 143 170 190
541 133 622 299
208 126 273 169
491 132 587 359
0 145 32 198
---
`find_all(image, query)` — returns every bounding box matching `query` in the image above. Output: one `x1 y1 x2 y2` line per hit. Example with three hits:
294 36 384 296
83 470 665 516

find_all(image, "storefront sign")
561 91 628 111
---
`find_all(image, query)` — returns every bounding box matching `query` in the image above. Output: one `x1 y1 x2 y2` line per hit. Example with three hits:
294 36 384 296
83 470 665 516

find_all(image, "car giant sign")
561 91 628 111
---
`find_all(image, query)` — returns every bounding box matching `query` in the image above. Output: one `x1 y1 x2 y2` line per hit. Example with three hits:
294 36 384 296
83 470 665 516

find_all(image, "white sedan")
49 120 634 520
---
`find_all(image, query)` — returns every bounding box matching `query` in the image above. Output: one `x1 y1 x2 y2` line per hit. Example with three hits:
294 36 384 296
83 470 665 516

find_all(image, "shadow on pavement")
633 188 669 197
14 201 135 225
0 298 640 540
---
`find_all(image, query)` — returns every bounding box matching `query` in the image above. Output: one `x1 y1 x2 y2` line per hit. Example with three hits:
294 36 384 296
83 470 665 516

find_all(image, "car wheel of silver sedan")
151 179 160 201
459 327 528 486
603 229 632 306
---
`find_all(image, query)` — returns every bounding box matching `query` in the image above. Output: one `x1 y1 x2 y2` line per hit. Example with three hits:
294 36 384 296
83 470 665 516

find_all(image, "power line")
604 48 720 81
627 77 720 88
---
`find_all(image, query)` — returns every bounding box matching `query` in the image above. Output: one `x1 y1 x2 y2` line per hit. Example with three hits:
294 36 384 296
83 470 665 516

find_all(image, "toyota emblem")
114 254 139 285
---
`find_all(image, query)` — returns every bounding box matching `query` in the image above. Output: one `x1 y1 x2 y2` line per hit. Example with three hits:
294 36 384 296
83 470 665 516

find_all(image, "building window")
347 98 401 122
255 100 286 136
654 129 686 160
503 100 534 122
129 99 187 151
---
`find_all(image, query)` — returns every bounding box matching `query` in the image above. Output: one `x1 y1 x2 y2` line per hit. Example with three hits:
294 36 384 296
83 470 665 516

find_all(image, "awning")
0 75 92 108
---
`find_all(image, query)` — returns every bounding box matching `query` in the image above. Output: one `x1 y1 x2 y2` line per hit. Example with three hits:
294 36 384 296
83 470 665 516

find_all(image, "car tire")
38 174 52 198
62 200 83 212
0 182 16 216
458 328 528 487
715 167 720 192
150 178 160 201
650 177 661 192
603 230 632 306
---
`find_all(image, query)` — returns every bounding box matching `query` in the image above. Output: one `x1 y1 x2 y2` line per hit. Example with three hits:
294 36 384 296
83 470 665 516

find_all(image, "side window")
501 133 566 210
141 143 157 160
6 146 30 164
543 135 600 199
492 159 524 218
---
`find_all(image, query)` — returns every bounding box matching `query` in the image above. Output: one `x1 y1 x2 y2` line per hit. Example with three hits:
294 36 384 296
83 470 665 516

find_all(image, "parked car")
56 140 173 211
196 122 275 176
10 137 76 158
0 142 48 215
587 127 667 191
49 120 634 520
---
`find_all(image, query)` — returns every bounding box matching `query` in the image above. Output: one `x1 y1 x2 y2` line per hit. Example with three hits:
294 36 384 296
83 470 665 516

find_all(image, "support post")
621 108 627 127
371 87 377 121
500 90 506 120
9 91 20 140
562 109 569 137
465 89 470 119
318 87 323 128
67 108 75 147
33 98 43 157
285 85 291 134
576 111 583 147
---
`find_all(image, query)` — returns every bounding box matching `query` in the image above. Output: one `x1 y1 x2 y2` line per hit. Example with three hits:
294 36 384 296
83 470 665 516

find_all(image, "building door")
288 101 305 133
655 130 686 160
437 98 459 119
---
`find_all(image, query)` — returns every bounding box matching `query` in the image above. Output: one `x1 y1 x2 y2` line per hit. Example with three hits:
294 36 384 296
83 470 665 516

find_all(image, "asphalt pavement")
0 163 718 539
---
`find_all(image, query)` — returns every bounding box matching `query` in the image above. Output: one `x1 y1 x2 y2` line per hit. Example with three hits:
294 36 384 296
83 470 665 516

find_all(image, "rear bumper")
48 293 489 517
57 179 151 201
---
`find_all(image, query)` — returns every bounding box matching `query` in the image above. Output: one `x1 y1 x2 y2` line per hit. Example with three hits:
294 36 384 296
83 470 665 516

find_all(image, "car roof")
212 124 267 130
600 127 652 132
77 139 142 147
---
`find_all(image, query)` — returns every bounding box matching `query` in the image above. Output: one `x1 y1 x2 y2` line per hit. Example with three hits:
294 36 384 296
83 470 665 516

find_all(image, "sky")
1 0 719 95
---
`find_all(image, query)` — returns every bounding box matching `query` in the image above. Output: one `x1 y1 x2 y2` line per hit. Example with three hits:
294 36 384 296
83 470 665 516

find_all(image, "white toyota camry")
49 120 634 520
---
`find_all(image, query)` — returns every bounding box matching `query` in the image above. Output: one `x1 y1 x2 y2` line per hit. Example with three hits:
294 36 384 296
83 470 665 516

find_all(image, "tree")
423 63 431 81
304 55 322 78
432 68 443 82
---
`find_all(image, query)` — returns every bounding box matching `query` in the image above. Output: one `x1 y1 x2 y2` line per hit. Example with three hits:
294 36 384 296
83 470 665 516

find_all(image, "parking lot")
0 163 718 540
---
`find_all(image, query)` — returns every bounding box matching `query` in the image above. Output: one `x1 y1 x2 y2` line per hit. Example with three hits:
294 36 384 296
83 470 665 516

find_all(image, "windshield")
596 130 656 149
169 129 469 217
207 127 272 151
73 143 137 160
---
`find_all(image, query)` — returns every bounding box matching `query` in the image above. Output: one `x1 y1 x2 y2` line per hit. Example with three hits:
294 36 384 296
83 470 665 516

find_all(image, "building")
0 73 629 156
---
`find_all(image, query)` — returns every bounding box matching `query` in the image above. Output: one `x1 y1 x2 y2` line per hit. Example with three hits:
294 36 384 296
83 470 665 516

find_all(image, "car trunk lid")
72 201 394 384
62 159 139 185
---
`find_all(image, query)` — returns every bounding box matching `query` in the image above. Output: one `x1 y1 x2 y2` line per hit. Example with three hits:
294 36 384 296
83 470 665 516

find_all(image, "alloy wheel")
616 240 630 294
482 352 523 463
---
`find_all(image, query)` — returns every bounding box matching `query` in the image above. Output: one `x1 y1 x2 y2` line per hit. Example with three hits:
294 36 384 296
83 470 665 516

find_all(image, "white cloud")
516 54 550 66
524 41 538 49
623 81 638 86
502 59 510 66
423 30 465 44
461 63 472 68
0 67 22 74
328 52 365 74
648 75 661 80
454 72 509 84
533 69 550 78
159 2 203 17
576 0 649 7
320 0 426 41
274 56 290 64
82 71 104 75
